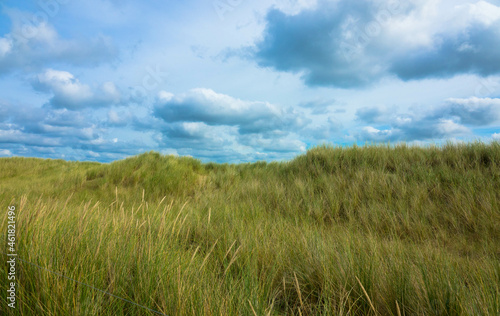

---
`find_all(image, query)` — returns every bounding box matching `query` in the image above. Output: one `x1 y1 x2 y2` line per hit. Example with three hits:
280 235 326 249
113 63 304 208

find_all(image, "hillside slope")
1 142 499 315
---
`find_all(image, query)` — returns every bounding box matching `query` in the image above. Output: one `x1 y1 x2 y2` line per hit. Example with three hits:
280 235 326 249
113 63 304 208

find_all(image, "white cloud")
157 91 174 102
151 89 313 161
457 0 500 26
0 149 13 156
36 69 93 101
387 0 500 49
436 119 470 135
0 9 117 74
33 69 123 109
154 88 308 134
353 95 496 142
446 97 500 107
0 38 12 58
3 1 500 163
441 97 500 125
360 126 398 142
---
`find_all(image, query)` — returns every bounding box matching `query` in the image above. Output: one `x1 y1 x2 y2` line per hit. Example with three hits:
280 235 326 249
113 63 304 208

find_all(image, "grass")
0 142 499 315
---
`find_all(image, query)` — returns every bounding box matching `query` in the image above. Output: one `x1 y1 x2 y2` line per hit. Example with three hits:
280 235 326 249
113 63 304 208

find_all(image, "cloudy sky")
1 0 499 163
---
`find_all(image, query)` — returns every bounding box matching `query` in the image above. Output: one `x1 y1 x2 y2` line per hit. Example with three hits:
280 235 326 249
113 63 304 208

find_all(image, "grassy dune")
1 142 499 315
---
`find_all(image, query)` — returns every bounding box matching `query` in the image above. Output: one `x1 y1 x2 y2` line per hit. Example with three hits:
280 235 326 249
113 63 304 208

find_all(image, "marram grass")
1 142 499 315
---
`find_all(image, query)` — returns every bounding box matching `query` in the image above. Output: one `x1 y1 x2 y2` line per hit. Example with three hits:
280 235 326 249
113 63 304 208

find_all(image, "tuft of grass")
1 141 499 315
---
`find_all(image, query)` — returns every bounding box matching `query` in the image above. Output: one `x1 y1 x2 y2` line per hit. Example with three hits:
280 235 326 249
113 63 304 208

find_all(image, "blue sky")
0 0 499 163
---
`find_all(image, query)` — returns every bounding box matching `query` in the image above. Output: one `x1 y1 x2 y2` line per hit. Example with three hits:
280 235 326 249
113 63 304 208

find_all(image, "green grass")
1 142 499 315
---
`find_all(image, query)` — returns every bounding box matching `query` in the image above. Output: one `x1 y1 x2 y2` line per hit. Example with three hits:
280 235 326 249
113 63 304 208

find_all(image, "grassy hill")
1 142 499 315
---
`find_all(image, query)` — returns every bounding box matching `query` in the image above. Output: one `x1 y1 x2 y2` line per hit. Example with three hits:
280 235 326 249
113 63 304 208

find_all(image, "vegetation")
1 142 499 315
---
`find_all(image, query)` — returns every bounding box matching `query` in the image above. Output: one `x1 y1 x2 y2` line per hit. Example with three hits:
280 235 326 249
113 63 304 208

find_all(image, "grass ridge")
1 142 499 315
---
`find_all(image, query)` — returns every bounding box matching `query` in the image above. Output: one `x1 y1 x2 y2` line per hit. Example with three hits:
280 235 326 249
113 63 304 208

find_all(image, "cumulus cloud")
248 1 386 88
0 128 63 147
151 89 311 161
154 124 249 162
154 88 309 134
0 100 147 162
356 96 500 142
0 102 100 147
32 69 122 109
161 122 233 145
0 8 117 75
359 126 398 142
245 0 500 88
438 97 500 125
359 118 471 143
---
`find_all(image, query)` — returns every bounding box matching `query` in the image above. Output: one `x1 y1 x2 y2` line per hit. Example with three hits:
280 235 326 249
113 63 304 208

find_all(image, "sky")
0 0 499 163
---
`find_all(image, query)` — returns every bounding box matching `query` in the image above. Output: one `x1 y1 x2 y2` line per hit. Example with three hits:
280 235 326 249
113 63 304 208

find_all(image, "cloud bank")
249 0 500 88
1 1 499 162
356 97 500 142
153 89 308 160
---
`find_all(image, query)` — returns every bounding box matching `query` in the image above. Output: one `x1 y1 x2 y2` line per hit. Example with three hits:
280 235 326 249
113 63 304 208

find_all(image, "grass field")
1 142 499 315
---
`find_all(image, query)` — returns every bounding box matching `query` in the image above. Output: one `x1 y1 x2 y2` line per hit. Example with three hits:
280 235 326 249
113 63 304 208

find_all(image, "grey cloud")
356 97 500 142
245 0 500 88
161 122 232 143
0 101 103 150
391 23 500 81
0 129 62 147
153 88 309 134
155 123 249 161
250 2 384 88
44 110 90 128
358 119 471 143
436 97 500 126
151 89 312 162
0 102 147 161
356 107 388 124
